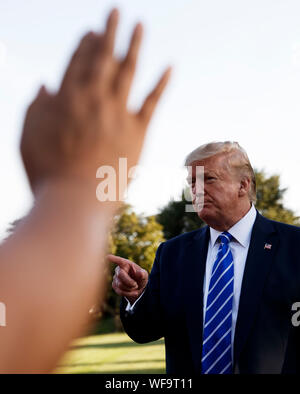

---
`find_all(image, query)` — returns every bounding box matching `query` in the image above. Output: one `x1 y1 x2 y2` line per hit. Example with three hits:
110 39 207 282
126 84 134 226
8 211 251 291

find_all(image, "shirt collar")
209 204 257 248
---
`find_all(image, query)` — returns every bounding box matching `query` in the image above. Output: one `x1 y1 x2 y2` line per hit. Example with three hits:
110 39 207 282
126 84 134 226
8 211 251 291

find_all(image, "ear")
238 176 251 198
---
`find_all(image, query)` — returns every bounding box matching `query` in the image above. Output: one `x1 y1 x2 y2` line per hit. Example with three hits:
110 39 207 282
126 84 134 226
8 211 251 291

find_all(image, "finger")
21 84 48 157
37 85 47 98
113 275 135 292
113 285 142 299
107 254 132 272
59 32 96 92
134 268 148 282
121 290 142 299
118 268 138 288
115 23 143 100
103 8 119 56
27 85 48 112
116 280 138 293
82 10 119 88
78 34 107 86
112 278 138 296
138 66 172 126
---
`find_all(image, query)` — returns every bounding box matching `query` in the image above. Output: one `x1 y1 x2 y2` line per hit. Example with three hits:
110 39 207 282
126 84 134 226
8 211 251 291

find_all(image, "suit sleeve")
120 242 165 344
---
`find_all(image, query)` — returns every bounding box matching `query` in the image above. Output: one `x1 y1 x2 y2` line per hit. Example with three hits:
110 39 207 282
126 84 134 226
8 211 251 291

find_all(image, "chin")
198 207 217 225
198 207 211 221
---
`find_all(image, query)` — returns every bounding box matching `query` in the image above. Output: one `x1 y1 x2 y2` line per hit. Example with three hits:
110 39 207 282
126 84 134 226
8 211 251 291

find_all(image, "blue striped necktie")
201 231 234 374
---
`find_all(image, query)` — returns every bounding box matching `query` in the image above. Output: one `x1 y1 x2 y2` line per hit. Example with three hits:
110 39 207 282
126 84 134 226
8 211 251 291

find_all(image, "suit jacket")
120 212 300 374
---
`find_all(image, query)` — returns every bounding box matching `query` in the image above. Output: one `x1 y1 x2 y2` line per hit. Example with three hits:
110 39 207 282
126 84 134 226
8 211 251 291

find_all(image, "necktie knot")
219 231 233 245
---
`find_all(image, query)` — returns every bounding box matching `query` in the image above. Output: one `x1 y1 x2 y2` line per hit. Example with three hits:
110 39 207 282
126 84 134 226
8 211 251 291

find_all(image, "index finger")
107 254 132 271
59 31 95 93
103 8 119 56
115 23 143 101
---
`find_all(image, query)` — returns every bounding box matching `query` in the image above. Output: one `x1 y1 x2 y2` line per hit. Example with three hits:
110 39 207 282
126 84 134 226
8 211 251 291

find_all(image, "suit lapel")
184 226 210 373
233 213 279 369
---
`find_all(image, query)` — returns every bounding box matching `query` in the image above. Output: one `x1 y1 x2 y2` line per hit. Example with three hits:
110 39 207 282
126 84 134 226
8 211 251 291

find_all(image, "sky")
0 0 300 239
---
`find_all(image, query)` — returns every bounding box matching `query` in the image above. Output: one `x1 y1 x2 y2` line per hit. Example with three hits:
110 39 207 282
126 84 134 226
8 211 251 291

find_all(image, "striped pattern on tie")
201 231 234 374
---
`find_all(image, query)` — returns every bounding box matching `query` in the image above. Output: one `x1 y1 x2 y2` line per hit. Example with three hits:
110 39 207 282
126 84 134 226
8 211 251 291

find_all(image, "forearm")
120 285 164 344
0 179 117 373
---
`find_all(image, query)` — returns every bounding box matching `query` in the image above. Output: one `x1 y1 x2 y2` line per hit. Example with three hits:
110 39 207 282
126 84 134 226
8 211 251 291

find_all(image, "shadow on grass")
71 339 164 350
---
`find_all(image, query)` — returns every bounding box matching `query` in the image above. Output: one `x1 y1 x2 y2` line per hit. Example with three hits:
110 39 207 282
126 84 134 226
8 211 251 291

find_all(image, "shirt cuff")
125 290 145 312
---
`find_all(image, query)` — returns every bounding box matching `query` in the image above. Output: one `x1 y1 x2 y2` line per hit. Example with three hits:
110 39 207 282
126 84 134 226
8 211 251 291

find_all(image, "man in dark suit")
109 141 300 374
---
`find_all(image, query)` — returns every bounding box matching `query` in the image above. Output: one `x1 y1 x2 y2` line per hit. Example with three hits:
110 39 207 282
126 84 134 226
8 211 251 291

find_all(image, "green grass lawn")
55 332 166 374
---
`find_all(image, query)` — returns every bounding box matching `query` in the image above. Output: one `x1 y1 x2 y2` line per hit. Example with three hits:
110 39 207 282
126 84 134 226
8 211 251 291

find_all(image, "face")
187 153 247 230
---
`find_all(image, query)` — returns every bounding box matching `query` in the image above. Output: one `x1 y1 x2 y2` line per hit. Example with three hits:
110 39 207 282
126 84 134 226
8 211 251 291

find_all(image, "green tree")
255 169 299 225
157 189 205 240
112 205 164 272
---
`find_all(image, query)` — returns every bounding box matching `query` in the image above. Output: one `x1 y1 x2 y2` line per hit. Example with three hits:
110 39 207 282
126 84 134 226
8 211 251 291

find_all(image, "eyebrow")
187 170 214 178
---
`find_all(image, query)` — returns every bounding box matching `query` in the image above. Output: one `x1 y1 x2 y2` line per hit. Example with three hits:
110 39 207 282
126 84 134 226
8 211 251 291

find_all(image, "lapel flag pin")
264 243 272 250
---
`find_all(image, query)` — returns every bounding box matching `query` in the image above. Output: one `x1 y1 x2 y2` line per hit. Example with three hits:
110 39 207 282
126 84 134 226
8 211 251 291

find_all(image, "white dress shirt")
203 204 257 351
126 204 257 352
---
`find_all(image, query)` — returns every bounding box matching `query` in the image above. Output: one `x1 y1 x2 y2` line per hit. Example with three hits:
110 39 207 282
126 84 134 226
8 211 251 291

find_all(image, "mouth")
193 198 213 212
193 200 212 212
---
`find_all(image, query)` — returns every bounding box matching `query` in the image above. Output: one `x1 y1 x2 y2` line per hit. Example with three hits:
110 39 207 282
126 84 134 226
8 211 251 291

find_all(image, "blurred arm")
0 180 116 373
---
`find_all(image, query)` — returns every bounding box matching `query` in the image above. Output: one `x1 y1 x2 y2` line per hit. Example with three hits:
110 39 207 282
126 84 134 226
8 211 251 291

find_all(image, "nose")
192 180 205 197
191 186 205 214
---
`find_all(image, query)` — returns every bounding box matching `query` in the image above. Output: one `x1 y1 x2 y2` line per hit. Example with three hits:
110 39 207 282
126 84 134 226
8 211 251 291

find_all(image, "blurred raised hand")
20 9 171 195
